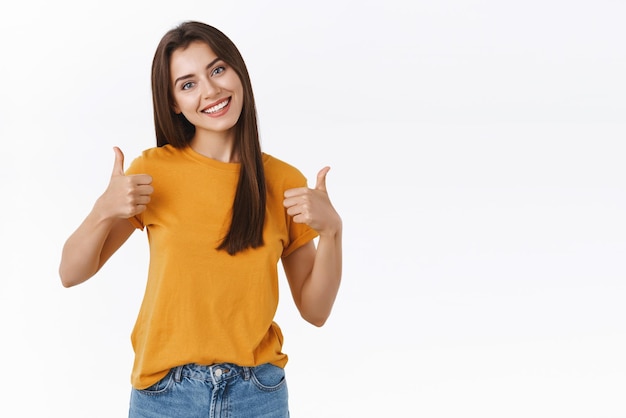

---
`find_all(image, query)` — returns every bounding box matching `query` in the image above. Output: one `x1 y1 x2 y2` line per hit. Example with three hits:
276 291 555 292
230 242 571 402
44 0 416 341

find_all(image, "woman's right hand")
95 147 153 220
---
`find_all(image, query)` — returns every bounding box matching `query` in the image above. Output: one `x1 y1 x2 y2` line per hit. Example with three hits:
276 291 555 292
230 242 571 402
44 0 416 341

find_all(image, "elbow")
59 272 76 288
59 267 70 288
301 311 330 328
298 298 338 328
58 254 98 288
58 266 83 288
309 318 327 328
60 279 76 288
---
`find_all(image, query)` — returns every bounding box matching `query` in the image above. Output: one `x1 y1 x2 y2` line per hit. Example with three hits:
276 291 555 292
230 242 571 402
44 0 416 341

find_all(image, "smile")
202 98 230 114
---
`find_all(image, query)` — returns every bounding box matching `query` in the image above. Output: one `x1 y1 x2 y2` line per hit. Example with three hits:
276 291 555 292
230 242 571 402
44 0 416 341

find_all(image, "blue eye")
182 81 195 90
211 66 226 76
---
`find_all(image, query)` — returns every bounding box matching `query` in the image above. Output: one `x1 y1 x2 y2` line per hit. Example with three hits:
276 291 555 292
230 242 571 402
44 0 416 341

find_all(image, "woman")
59 21 342 417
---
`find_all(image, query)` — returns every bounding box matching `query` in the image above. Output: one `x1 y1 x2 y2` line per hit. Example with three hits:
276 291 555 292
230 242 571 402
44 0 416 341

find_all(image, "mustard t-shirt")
125 145 318 389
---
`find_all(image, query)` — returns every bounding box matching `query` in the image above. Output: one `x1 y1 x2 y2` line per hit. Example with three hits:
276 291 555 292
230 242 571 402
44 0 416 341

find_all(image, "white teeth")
203 99 229 114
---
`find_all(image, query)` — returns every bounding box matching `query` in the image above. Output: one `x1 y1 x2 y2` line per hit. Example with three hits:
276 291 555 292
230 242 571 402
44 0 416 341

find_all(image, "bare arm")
282 167 343 327
59 216 135 287
59 147 153 287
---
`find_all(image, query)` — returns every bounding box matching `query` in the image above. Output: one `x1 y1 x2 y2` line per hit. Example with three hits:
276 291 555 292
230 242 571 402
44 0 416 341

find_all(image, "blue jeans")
129 363 289 418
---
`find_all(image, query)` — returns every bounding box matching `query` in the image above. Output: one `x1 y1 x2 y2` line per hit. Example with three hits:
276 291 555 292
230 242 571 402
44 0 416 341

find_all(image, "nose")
203 78 220 98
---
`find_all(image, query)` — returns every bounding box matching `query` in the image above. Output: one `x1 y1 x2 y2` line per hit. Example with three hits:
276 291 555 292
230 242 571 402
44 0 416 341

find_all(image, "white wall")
1 1 625 417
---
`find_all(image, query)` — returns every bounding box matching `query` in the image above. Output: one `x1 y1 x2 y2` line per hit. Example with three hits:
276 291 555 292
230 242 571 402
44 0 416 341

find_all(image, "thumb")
314 166 331 192
112 146 125 176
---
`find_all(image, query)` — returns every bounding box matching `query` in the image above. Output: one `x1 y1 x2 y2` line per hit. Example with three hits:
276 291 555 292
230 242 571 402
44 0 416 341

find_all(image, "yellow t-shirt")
125 145 318 389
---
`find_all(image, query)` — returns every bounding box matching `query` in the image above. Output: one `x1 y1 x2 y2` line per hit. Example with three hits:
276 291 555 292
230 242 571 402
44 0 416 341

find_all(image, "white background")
1 1 625 417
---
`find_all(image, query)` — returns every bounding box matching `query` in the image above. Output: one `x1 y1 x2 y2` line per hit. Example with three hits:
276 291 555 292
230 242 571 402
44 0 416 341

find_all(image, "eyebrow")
173 57 223 86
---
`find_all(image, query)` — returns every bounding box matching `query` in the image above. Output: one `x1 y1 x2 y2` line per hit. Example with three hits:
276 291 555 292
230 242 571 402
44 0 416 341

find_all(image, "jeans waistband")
173 363 251 385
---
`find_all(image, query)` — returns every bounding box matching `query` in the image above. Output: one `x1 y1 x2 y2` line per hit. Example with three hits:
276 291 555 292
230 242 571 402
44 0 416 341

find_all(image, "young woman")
59 21 342 417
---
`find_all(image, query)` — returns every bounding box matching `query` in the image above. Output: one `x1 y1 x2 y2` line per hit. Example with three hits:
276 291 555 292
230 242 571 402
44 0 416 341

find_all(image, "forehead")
170 41 218 75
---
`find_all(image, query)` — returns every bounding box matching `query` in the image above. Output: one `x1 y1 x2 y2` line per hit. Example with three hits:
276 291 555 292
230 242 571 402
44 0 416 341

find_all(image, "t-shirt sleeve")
124 154 145 231
283 223 318 257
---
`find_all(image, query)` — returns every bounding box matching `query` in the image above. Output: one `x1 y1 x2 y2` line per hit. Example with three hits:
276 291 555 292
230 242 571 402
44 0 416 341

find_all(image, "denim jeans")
129 363 289 418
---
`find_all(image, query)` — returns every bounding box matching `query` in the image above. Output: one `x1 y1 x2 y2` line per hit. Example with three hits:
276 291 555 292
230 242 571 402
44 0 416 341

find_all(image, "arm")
59 215 135 288
59 147 153 287
282 167 343 327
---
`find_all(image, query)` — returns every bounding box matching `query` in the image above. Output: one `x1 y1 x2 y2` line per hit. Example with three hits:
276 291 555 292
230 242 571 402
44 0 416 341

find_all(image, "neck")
190 131 238 163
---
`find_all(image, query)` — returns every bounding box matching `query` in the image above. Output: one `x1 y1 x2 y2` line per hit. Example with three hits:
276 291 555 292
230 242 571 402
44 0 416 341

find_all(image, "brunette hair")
151 21 266 255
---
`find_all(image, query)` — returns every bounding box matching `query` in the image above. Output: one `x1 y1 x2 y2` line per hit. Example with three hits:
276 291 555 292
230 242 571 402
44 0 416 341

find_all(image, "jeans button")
215 368 223 377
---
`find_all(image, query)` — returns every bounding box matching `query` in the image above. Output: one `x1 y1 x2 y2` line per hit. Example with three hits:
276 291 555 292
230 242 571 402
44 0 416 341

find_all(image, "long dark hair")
151 21 266 255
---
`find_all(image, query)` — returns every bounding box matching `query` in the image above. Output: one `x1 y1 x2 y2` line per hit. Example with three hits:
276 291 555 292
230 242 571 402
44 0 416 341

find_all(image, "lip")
201 97 231 117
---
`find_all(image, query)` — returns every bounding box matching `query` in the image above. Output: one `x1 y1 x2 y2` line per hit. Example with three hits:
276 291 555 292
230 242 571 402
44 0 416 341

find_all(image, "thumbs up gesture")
95 147 154 219
283 167 341 235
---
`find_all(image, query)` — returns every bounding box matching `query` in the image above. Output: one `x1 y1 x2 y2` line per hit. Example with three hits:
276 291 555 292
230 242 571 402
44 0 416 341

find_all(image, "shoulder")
137 144 180 162
128 145 181 167
263 153 308 188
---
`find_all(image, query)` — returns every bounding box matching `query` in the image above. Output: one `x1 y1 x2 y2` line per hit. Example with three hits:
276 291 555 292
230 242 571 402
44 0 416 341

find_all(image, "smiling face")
170 41 244 141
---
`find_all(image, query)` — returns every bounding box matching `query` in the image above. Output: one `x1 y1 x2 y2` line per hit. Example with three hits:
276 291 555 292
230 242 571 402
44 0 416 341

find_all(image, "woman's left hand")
283 167 342 236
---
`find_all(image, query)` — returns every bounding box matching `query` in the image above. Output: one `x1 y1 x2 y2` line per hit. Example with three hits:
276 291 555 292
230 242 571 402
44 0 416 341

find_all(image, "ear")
172 102 181 114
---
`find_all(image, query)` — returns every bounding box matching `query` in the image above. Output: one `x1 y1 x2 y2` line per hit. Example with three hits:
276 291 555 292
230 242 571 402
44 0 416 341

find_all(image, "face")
170 41 244 139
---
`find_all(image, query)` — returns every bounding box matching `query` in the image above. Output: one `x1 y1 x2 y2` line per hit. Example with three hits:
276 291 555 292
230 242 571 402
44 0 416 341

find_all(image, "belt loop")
174 365 183 383
243 366 251 381
209 365 217 385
